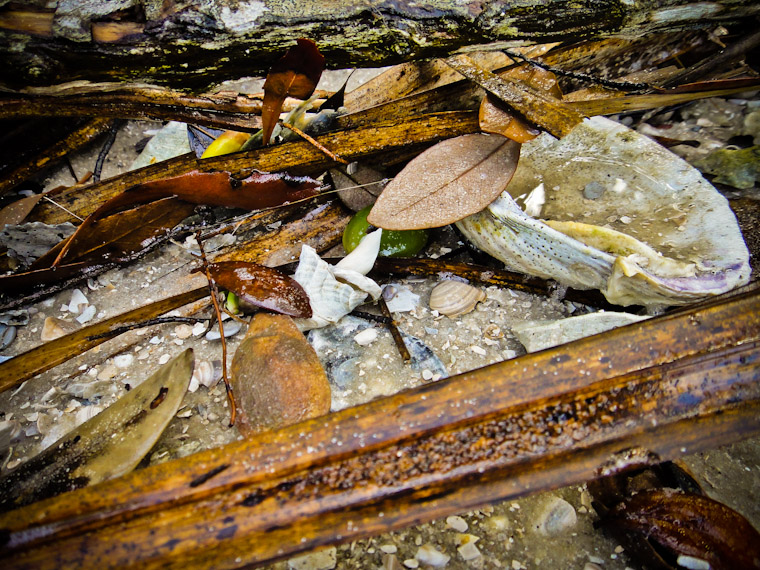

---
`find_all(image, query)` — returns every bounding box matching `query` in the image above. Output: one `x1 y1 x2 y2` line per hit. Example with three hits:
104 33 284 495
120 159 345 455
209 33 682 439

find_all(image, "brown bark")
0 1 758 91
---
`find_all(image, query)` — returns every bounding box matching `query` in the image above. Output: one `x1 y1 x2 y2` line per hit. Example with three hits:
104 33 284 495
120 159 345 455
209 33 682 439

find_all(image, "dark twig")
378 297 411 362
503 48 653 92
196 231 237 427
64 156 78 183
86 317 209 341
92 119 125 183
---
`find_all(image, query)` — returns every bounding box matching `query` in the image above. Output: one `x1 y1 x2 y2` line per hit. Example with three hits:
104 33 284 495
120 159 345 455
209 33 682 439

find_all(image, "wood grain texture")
1 1 759 91
0 284 758 569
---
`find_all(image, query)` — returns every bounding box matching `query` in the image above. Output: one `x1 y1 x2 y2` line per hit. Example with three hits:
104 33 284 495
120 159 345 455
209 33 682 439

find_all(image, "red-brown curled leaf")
52 170 319 266
262 38 325 144
34 196 195 268
206 261 312 318
601 488 760 570
367 133 520 230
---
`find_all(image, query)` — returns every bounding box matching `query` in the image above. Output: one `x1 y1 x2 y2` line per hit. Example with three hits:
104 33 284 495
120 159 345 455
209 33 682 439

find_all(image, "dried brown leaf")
601 488 760 570
447 54 584 138
0 194 43 227
479 65 562 143
33 196 194 268
262 39 325 144
52 170 319 266
206 261 311 318
230 313 330 437
367 133 520 230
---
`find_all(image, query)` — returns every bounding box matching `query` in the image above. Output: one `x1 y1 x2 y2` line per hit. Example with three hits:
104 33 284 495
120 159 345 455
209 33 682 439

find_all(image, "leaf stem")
196 231 237 427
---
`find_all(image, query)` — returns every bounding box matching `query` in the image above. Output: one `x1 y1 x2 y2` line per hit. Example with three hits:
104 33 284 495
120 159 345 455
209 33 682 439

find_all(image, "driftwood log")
0 0 759 91
0 284 758 569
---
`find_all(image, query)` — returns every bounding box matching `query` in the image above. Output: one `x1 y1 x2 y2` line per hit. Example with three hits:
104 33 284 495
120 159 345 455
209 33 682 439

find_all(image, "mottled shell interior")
457 117 750 306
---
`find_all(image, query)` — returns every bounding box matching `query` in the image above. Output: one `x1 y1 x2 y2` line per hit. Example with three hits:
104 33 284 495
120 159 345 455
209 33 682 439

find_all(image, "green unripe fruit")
343 206 428 257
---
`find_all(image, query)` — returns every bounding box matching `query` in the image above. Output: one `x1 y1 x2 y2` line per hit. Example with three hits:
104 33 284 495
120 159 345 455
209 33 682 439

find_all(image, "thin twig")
92 119 125 183
86 316 209 341
196 231 237 427
64 156 78 183
280 121 350 164
378 297 411 362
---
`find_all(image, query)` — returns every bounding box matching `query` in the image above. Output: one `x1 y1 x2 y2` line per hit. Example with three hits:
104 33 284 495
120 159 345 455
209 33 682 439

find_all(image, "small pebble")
158 354 171 365
415 544 449 567
446 515 468 533
175 324 194 339
457 541 481 561
354 328 378 346
380 545 398 554
402 560 419 569
535 496 577 536
114 354 134 368
41 316 79 341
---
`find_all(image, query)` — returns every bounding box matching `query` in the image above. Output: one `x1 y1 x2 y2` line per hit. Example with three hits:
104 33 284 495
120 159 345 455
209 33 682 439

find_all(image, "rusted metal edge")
0 283 758 568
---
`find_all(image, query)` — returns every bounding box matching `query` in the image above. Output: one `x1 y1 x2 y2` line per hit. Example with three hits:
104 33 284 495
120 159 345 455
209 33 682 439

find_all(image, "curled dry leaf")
600 488 760 570
205 261 312 318
34 196 195 268
0 349 194 513
230 313 330 437
367 133 520 230
53 170 320 266
262 38 325 145
479 65 563 143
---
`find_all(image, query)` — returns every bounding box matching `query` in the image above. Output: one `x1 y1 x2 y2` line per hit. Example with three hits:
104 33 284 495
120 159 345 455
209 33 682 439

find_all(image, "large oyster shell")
456 117 750 306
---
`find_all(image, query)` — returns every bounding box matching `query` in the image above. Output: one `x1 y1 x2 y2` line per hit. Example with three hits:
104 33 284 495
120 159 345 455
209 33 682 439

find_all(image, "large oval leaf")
0 349 194 513
367 133 520 230
231 313 330 437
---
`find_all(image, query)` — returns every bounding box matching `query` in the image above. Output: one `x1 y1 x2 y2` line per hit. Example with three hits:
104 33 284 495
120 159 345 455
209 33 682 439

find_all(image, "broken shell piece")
294 231 382 331
456 116 750 306
66 288 89 315
512 312 649 353
190 359 222 390
429 280 486 317
41 316 79 341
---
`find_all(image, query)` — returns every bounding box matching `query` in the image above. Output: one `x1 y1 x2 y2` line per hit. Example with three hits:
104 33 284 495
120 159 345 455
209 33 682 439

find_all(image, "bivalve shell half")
429 280 486 317
456 116 750 307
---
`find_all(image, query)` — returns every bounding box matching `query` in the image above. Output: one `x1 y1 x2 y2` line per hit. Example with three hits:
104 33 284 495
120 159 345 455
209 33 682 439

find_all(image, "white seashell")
456 116 750 307
429 280 486 317
353 327 378 346
294 233 382 331
190 359 222 389
205 319 242 340
382 284 420 313
67 288 89 315
75 405 103 426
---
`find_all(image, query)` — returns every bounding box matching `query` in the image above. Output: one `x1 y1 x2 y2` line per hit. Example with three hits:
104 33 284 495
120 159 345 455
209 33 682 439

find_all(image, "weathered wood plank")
0 284 758 569
1 1 759 91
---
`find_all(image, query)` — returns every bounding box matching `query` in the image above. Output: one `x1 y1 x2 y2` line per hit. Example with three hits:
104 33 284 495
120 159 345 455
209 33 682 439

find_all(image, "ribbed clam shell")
429 280 486 317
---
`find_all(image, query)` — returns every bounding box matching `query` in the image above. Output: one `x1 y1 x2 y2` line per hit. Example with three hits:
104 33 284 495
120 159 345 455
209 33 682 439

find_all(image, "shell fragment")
457 117 750 306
